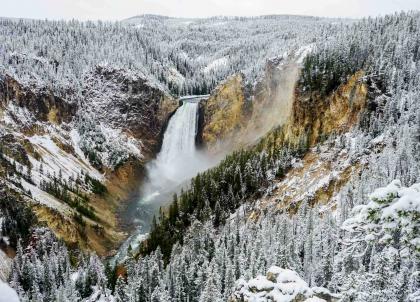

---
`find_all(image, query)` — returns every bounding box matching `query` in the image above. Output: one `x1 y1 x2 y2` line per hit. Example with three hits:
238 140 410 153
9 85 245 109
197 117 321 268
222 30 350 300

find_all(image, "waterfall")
114 99 205 263
160 101 198 162
148 100 199 188
142 100 201 204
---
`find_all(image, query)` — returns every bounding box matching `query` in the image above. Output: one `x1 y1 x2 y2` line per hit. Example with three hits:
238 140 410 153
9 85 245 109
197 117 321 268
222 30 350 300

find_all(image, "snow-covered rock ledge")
229 266 340 302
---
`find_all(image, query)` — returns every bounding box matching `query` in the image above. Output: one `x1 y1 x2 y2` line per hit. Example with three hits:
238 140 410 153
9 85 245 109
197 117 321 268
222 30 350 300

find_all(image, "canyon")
0 12 418 302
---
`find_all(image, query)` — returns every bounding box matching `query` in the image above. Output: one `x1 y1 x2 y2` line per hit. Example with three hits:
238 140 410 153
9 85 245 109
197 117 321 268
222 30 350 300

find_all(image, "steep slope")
0 65 178 262
200 52 301 154
81 65 178 158
123 12 419 302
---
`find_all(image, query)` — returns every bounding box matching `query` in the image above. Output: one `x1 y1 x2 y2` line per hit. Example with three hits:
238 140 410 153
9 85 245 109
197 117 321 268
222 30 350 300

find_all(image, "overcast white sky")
2 0 420 21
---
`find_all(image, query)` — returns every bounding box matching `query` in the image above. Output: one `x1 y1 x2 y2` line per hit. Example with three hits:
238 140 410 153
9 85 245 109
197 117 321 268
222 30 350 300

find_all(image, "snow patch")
369 179 401 201
28 134 103 181
167 68 185 85
20 179 72 214
296 44 315 64
0 280 19 302
203 57 228 73
230 266 337 302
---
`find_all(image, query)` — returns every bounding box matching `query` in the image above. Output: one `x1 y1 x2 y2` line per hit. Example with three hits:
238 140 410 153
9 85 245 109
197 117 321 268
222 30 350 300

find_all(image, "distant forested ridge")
0 15 337 97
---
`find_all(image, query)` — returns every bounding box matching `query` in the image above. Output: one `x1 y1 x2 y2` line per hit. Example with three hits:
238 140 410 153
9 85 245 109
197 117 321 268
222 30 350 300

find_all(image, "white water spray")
143 97 220 212
144 100 200 198
159 101 198 165
114 98 214 263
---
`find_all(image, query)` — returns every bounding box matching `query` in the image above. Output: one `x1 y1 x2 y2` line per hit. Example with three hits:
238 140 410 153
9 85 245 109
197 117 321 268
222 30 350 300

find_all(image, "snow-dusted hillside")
0 11 419 302
0 15 341 97
0 52 179 267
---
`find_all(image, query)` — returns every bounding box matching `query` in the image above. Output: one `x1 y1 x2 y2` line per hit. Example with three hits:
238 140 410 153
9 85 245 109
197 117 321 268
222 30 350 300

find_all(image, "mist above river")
116 60 299 261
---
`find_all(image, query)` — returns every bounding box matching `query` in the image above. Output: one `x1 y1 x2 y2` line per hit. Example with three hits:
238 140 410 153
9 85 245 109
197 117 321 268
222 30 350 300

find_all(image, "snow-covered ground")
230 266 339 302
203 57 228 73
0 249 11 282
28 134 104 182
0 280 19 302
20 179 72 214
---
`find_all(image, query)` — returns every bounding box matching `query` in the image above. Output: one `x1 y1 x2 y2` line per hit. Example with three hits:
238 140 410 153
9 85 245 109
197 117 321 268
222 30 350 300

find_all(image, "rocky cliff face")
0 67 178 256
82 65 178 157
200 55 367 155
282 71 367 147
200 57 299 154
0 75 76 129
199 74 249 152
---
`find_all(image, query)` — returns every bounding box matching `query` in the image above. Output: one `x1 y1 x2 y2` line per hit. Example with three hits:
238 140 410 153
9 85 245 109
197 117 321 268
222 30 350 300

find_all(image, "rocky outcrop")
282 70 368 147
200 74 249 152
82 65 178 157
200 58 299 153
229 266 340 302
0 75 76 125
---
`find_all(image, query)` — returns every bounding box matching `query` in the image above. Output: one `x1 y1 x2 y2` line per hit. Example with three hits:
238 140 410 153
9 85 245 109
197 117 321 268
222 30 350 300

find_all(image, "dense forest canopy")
1 11 419 302
0 15 340 98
